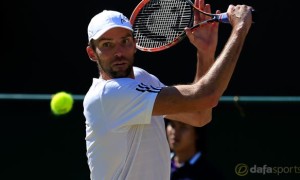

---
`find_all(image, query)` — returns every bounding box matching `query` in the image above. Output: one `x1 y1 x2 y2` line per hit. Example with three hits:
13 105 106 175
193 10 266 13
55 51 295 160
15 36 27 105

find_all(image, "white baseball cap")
87 10 133 42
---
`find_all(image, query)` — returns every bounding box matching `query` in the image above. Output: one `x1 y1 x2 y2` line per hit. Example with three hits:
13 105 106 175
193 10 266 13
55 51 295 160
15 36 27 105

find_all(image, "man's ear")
86 46 97 62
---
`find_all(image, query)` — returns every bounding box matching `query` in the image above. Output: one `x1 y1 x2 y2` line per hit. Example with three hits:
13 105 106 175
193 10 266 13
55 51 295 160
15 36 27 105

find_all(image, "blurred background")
1 0 299 179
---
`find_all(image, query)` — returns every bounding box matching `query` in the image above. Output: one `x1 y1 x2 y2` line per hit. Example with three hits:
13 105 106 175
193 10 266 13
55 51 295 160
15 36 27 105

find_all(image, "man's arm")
153 4 253 127
164 0 217 126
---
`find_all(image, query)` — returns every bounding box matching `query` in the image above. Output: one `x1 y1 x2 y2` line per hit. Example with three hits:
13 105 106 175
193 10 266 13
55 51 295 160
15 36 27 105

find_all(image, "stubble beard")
98 57 134 79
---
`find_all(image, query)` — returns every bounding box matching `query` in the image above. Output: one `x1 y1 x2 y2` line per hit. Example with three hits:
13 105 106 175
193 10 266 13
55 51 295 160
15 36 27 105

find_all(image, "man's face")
93 27 136 79
166 121 197 152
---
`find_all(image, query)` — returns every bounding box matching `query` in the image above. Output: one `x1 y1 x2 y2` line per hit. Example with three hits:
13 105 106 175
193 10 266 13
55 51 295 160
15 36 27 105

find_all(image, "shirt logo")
136 83 162 93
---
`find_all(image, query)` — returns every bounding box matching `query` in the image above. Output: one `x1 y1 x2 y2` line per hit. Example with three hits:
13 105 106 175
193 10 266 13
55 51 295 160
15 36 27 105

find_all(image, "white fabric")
83 67 170 180
87 10 133 42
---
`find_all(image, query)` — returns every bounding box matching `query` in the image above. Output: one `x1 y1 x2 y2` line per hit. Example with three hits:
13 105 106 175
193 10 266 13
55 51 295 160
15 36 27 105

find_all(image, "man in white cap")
83 0 253 179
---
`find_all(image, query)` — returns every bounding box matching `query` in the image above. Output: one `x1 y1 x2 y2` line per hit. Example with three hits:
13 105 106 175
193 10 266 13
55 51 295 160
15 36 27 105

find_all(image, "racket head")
130 0 194 52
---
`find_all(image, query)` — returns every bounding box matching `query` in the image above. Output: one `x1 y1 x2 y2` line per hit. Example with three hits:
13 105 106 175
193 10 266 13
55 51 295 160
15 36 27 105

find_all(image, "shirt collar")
170 151 202 165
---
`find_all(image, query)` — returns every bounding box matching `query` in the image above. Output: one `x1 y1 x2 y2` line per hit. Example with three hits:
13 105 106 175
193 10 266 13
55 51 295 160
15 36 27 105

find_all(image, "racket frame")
130 0 227 52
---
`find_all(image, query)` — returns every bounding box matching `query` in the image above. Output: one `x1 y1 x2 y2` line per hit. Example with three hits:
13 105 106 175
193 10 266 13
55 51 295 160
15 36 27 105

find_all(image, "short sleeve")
101 78 162 131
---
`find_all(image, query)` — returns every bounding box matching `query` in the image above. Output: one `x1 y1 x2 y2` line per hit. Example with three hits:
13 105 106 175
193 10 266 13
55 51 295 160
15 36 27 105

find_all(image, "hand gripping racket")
130 0 252 52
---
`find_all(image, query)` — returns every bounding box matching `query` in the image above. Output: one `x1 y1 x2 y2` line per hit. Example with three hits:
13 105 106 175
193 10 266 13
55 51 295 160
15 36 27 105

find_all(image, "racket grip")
217 10 255 24
217 13 230 23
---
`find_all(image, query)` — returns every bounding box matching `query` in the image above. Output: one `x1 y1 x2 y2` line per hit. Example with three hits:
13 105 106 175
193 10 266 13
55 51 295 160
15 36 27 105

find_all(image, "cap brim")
89 26 133 42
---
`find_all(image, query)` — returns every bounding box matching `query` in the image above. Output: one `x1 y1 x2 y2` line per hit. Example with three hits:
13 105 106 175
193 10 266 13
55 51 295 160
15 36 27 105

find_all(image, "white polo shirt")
83 67 170 180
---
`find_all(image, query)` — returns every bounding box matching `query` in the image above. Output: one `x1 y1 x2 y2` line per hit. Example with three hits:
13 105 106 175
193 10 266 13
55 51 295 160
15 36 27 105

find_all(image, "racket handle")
216 13 230 23
216 10 256 24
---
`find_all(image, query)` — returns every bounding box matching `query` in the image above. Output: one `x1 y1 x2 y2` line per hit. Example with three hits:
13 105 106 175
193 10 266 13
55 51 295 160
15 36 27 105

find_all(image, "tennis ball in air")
50 91 74 115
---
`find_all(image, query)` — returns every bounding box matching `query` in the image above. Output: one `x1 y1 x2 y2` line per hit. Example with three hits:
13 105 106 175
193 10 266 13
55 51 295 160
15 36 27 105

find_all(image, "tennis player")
83 0 253 179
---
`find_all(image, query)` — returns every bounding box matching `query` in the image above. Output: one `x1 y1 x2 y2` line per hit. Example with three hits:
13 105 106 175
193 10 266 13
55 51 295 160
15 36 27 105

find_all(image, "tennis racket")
130 0 249 52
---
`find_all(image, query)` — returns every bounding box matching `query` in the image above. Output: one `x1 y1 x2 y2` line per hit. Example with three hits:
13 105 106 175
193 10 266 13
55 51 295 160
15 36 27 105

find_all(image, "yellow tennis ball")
50 91 74 115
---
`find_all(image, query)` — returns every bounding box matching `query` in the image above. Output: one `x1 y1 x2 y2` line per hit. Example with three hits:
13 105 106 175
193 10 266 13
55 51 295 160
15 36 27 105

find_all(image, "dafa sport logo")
235 163 300 176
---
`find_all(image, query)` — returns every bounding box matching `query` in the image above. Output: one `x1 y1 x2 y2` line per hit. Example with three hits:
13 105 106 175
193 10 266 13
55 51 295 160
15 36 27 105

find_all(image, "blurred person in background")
165 118 225 180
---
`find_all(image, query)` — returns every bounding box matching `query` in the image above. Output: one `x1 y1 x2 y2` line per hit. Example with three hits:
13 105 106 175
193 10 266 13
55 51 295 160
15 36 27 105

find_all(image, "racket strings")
132 0 193 49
